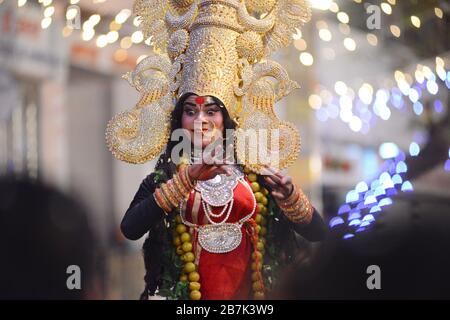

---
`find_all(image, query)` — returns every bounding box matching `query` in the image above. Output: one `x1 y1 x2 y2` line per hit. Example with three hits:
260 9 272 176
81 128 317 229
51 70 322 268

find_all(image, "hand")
262 166 294 202
187 145 233 181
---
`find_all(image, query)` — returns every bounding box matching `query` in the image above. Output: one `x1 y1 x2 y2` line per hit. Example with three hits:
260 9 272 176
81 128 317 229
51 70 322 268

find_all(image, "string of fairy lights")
6 0 450 238
6 0 447 66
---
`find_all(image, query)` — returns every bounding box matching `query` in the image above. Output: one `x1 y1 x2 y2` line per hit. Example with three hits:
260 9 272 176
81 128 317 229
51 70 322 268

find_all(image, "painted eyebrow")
183 102 219 107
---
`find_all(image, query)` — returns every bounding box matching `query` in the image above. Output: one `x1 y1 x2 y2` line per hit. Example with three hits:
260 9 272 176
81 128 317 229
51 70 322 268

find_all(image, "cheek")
213 113 224 131
181 113 193 130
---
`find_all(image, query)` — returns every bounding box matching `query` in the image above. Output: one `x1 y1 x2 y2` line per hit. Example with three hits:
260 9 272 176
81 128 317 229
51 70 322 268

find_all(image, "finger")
263 176 278 188
271 190 285 201
280 176 293 192
267 173 283 185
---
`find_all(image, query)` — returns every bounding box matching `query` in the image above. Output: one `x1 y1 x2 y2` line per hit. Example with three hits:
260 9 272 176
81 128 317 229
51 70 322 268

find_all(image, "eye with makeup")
183 104 220 117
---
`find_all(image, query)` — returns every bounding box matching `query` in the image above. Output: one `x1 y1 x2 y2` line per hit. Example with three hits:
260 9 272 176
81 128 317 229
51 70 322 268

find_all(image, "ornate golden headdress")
105 0 312 173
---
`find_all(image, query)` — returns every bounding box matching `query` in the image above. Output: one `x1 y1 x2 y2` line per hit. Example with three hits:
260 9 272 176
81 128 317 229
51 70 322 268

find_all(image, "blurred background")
0 0 449 299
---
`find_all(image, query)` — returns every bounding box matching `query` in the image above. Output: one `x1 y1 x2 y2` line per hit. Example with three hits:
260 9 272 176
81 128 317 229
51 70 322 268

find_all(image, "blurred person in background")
0 177 101 299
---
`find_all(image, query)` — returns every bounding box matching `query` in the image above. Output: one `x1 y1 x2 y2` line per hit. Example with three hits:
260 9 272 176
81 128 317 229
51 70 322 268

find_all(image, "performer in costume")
106 0 327 300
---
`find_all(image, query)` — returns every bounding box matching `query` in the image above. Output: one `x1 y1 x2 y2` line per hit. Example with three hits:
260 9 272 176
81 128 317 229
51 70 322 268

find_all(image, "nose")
195 111 209 123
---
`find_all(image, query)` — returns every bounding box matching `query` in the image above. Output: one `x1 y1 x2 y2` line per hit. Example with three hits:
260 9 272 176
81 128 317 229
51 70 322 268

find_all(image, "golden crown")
106 0 312 173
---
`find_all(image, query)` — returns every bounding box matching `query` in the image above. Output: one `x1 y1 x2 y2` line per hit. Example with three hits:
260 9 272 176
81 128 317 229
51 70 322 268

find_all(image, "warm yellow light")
310 0 333 11
339 23 350 35
299 52 314 66
41 17 52 29
115 9 131 24
120 36 133 49
343 37 356 51
319 29 332 42
44 6 54 17
359 83 374 104
82 29 95 41
18 0 27 7
366 33 378 46
390 25 401 37
337 12 349 24
107 31 119 44
308 94 322 110
131 31 144 44
114 49 128 63
381 3 392 15
411 16 421 28
110 21 122 31
435 7 443 19
96 35 108 48
334 81 347 96
62 26 73 37
66 7 78 21
294 39 307 51
89 14 101 26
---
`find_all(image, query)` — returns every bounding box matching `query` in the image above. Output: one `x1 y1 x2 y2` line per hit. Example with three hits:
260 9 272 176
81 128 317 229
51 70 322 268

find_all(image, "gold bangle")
285 196 313 224
161 182 179 209
173 173 190 198
183 166 195 189
154 188 173 213
167 179 184 205
279 185 300 208
281 187 314 224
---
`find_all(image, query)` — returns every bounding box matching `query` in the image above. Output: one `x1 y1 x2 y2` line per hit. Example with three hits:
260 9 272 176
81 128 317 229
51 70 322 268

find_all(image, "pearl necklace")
179 171 257 254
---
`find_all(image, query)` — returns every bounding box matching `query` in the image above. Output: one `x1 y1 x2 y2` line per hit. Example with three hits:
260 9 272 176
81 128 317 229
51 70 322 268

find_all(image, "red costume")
184 176 258 299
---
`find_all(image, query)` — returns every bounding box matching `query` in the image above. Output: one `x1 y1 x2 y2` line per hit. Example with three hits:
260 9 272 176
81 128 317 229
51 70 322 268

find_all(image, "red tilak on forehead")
195 96 206 105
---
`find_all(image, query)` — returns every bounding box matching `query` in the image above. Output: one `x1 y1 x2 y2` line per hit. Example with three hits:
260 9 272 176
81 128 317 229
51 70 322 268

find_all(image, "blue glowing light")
369 205 382 213
338 204 351 215
408 88 419 103
364 195 377 205
329 217 345 228
370 180 381 190
379 197 393 207
355 181 369 193
426 80 438 95
374 186 386 197
343 233 355 240
395 151 406 162
401 181 414 192
396 161 408 173
413 102 423 115
444 159 450 172
346 190 360 203
348 211 361 221
434 100 443 113
362 214 375 222
386 188 398 196
379 142 399 159
409 142 420 156
360 221 372 227
349 219 361 227
392 174 403 184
